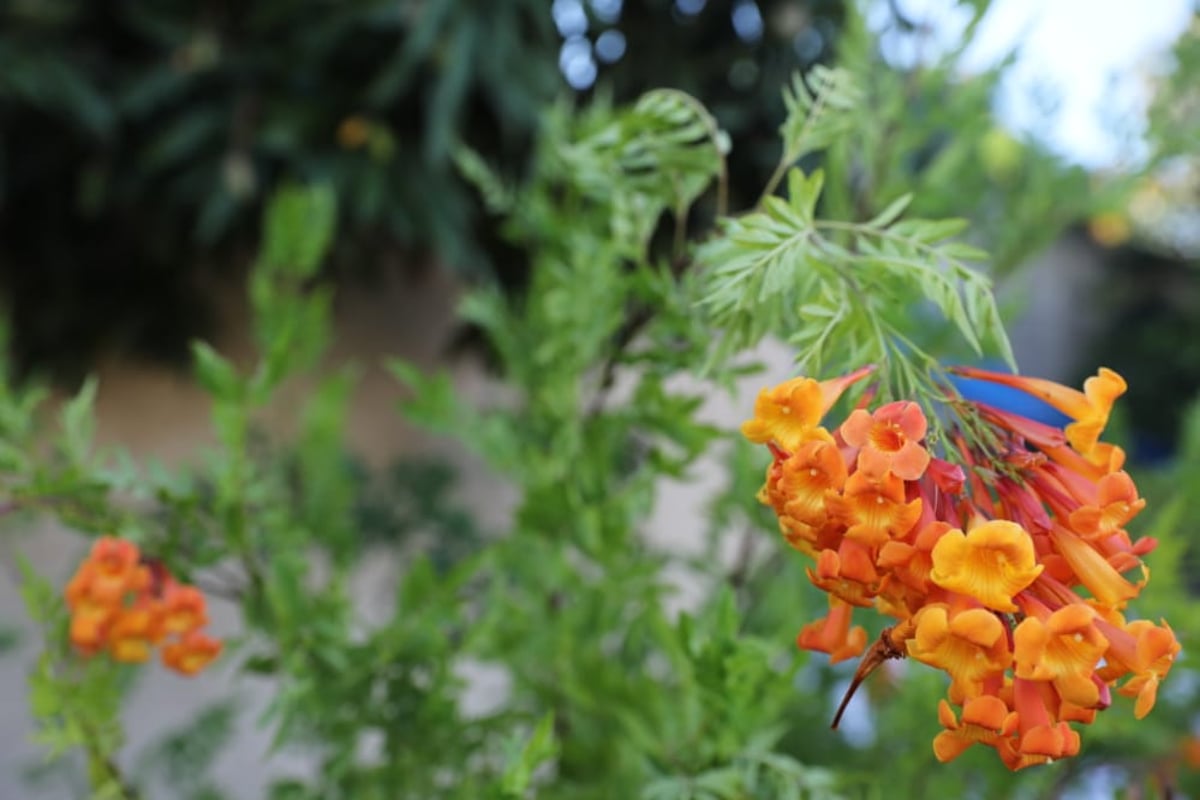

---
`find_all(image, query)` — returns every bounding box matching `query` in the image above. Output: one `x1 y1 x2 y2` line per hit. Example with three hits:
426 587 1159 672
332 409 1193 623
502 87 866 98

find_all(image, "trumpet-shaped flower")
68 601 113 655
742 367 873 451
797 596 867 664
808 541 881 607
878 521 951 597
162 631 223 676
81 537 149 604
825 470 922 548
906 605 1010 698
930 521 1043 612
106 605 158 663
1011 678 1081 761
778 517 843 557
953 366 1125 459
746 365 1171 770
933 695 1015 763
777 440 848 527
1067 471 1145 541
1013 604 1108 707
1095 617 1180 719
63 536 222 676
841 401 931 480
158 583 209 636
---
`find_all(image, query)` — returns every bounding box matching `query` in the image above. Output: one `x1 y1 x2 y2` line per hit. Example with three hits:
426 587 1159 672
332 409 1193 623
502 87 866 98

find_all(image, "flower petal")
930 521 1043 612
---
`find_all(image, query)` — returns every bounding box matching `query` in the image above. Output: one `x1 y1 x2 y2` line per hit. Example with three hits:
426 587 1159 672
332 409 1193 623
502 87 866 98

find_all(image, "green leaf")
191 341 242 402
59 377 98 465
259 184 338 278
785 168 825 224
499 713 558 797
778 66 861 163
453 145 513 214
693 766 742 797
867 193 913 228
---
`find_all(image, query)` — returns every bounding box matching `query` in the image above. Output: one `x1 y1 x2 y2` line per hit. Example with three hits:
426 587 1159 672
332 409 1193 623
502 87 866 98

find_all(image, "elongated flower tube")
797 596 867 665
953 366 1126 459
744 365 1175 770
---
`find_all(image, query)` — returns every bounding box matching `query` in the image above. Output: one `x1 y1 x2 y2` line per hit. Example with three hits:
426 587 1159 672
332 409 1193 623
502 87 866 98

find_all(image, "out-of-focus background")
1 0 1198 797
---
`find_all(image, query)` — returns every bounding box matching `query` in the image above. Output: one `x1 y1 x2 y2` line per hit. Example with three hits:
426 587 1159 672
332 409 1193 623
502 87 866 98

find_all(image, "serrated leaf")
786 168 824 223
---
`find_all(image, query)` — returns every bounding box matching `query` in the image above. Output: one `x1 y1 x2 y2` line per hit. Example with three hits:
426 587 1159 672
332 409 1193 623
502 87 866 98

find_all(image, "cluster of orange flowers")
743 365 1179 770
65 537 222 676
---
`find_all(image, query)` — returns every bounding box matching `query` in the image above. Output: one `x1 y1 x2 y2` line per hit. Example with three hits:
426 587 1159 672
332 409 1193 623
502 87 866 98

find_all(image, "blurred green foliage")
0 0 1109 380
1 2 1197 799
0 0 848 378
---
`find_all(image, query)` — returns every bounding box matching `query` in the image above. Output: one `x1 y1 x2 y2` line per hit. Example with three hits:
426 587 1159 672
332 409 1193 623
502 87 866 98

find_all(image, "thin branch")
79 718 141 800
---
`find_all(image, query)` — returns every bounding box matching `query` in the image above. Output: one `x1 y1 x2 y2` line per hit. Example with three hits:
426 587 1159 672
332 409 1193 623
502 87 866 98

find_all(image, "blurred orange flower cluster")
744 365 1178 770
65 537 222 676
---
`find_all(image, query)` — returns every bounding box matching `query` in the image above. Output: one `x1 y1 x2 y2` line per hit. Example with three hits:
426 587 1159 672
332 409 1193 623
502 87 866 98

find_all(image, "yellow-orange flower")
778 517 840 557
797 597 867 664
68 602 113 655
745 364 1173 770
1067 471 1145 541
741 379 834 450
64 536 221 676
906 605 1010 698
930 521 1043 612
157 582 209 637
840 401 931 481
807 541 881 607
825 470 922 548
933 695 1015 763
777 440 848 527
741 367 873 451
878 520 951 596
953 366 1125 459
1011 677 1081 762
82 537 148 604
106 605 158 663
1013 604 1108 707
162 631 223 676
1095 617 1180 719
